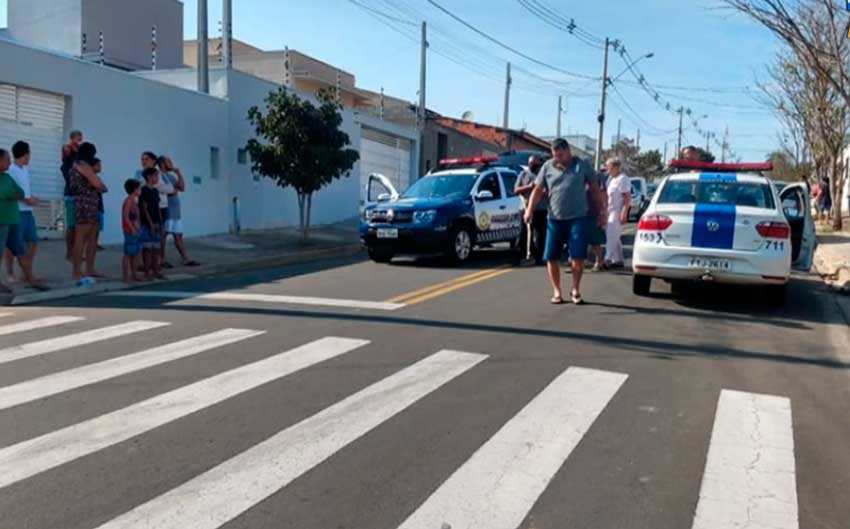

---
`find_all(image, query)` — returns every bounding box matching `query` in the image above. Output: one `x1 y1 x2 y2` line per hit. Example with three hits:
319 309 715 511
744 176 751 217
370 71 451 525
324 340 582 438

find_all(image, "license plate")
688 257 731 270
377 228 398 239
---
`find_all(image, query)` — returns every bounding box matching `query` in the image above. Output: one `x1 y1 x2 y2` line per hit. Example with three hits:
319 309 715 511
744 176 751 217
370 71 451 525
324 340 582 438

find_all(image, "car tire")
633 274 651 296
765 284 787 306
447 225 474 264
368 247 394 263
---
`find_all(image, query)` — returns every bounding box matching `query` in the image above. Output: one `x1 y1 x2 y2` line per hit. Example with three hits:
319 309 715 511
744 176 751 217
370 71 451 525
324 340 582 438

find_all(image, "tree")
766 149 806 182
246 88 360 241
634 149 663 177
601 138 640 172
724 0 849 228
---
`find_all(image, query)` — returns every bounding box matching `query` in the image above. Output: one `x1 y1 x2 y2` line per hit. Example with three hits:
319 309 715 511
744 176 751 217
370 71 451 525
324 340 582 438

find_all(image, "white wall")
7 0 82 57
0 38 230 244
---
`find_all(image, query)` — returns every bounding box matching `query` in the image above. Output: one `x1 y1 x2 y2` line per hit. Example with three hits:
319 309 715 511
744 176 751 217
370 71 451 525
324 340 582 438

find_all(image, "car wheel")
447 225 473 264
633 274 651 296
368 247 394 263
765 284 787 306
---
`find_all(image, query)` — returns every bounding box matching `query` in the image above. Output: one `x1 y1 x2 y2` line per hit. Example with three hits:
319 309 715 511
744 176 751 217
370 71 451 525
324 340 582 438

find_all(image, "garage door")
0 84 66 234
359 127 412 204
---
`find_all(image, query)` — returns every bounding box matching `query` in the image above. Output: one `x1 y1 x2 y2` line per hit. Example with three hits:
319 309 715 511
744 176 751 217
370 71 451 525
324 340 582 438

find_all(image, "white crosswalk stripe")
92 350 487 529
691 390 798 529
0 336 369 489
0 320 169 365
0 315 83 337
103 290 406 311
397 367 628 529
0 324 804 529
0 328 264 411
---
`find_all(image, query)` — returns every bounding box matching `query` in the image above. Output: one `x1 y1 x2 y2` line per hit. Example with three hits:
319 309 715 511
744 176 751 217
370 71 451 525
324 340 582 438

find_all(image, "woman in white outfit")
604 157 632 267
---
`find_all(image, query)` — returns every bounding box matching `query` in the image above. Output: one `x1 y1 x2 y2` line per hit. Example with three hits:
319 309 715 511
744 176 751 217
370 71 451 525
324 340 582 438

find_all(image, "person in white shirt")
5 141 42 283
604 157 631 267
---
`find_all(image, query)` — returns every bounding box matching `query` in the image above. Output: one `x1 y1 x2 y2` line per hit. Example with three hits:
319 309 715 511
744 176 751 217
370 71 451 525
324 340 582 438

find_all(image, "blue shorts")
64 197 76 229
123 232 141 256
0 224 26 257
18 211 38 243
544 218 588 262
139 225 161 249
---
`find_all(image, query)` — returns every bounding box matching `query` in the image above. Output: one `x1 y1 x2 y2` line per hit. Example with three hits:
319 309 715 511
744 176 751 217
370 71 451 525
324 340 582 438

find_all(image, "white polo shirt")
8 163 33 212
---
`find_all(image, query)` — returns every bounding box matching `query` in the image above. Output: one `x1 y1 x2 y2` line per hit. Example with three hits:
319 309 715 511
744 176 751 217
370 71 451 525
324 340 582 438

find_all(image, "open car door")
780 183 816 271
364 173 399 207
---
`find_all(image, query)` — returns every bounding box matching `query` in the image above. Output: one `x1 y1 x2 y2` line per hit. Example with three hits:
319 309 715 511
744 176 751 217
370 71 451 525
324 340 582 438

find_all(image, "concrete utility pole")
616 118 622 145
197 0 209 93
663 141 668 164
636 128 641 151
676 107 684 158
594 37 610 171
222 0 232 95
556 95 562 138
503 62 511 129
417 21 428 132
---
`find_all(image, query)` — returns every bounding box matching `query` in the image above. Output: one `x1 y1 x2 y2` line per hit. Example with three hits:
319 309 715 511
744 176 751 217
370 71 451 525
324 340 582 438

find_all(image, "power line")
515 0 603 50
425 0 599 80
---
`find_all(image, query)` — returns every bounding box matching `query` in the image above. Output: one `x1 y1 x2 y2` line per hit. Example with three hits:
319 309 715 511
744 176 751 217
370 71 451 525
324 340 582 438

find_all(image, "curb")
6 243 364 306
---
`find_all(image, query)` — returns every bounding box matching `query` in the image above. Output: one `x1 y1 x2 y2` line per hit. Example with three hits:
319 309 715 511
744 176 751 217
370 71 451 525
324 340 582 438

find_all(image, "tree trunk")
832 159 844 231
304 193 313 241
297 193 306 241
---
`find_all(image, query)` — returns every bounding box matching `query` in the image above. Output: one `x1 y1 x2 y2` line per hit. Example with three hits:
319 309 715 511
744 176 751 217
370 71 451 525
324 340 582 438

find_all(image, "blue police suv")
360 156 525 264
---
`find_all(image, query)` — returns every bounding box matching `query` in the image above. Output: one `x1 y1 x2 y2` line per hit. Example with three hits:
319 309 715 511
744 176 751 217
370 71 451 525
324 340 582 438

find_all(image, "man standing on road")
514 155 546 264
524 138 604 305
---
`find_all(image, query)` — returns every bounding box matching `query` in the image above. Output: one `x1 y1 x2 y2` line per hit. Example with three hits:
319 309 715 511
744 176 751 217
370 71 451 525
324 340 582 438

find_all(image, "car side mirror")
377 193 392 202
475 190 494 201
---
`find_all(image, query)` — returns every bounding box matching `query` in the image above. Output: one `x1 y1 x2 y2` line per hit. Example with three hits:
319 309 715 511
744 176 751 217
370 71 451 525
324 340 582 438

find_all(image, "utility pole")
676 107 684 158
417 21 428 133
721 126 730 163
556 95 562 138
594 37 610 171
616 118 622 145
222 0 232 96
197 0 209 93
663 141 668 164
503 62 511 129
705 131 711 152
636 128 641 151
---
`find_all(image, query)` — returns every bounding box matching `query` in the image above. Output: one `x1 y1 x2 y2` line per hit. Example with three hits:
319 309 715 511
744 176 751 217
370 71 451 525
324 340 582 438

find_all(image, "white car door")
364 173 399 208
471 171 505 244
780 183 816 271
498 171 523 243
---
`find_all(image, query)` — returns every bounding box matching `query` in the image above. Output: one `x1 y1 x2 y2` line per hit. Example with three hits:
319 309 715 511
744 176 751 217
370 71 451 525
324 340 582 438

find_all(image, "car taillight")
638 214 673 231
756 221 790 239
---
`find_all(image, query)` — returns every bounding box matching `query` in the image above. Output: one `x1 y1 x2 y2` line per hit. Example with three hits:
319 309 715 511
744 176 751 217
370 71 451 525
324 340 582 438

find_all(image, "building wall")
421 121 499 174
81 0 183 70
7 0 83 57
507 133 549 153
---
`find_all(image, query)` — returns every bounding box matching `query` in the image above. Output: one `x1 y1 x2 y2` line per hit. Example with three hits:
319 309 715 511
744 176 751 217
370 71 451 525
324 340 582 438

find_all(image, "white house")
0 0 419 244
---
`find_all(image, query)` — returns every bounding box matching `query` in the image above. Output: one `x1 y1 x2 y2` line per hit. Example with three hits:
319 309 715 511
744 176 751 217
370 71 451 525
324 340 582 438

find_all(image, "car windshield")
631 180 642 194
657 179 776 209
402 174 478 199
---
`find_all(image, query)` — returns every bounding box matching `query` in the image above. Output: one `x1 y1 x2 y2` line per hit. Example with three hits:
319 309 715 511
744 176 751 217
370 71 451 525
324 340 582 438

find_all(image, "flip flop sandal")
184 260 201 267
571 290 585 305
551 296 565 305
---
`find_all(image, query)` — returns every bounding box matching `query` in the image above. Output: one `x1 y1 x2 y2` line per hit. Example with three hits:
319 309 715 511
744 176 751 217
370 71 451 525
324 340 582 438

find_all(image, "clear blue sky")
1 0 783 161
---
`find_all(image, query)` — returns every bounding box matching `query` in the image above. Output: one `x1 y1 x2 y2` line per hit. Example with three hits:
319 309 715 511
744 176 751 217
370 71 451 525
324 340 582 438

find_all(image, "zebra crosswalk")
0 312 801 529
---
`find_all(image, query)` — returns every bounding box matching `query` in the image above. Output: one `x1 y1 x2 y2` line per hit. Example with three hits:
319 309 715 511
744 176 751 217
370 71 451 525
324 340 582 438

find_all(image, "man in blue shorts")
524 138 604 305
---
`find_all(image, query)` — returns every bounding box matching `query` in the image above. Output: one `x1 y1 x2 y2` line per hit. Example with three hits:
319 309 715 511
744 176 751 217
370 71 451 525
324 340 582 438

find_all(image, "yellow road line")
401 268 513 306
385 267 507 304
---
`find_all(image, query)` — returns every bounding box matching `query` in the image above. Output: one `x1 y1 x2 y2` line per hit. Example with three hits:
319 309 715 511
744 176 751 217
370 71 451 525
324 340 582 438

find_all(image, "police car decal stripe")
691 173 737 250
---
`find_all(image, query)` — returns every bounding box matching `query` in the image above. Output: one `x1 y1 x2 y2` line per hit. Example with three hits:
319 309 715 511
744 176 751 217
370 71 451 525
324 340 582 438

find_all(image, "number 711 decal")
765 240 785 251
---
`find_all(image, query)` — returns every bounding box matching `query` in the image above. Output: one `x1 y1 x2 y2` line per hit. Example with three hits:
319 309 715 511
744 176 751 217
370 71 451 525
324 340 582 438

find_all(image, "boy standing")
139 168 165 280
6 141 41 281
122 179 142 284
0 149 45 292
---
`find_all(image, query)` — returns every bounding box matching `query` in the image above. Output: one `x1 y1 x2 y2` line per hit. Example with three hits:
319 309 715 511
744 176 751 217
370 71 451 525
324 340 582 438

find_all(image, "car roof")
428 165 517 177
665 171 769 184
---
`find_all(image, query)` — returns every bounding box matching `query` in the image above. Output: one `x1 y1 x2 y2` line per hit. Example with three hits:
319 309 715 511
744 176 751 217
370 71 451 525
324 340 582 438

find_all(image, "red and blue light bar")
670 160 774 172
437 156 499 166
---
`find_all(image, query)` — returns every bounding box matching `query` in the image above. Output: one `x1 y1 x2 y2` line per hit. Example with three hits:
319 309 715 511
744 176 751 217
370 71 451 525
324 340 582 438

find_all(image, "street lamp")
611 52 654 84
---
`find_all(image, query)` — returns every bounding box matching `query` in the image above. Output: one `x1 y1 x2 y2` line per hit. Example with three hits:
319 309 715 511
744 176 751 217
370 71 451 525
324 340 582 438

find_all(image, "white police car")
632 161 815 305
360 157 524 264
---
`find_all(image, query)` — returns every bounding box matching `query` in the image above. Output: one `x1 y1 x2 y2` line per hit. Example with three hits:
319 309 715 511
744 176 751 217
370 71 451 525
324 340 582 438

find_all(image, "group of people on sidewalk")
516 138 633 305
0 130 201 293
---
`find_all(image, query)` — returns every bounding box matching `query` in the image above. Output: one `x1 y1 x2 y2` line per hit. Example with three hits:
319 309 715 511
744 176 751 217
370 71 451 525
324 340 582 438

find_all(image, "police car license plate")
377 228 398 239
688 257 731 270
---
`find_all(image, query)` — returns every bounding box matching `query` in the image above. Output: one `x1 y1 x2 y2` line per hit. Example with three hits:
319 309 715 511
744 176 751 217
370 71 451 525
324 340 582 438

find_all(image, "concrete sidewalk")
1 221 363 305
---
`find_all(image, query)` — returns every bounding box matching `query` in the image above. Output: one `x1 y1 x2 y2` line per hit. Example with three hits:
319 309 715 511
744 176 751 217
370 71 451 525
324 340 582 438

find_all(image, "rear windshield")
657 180 776 209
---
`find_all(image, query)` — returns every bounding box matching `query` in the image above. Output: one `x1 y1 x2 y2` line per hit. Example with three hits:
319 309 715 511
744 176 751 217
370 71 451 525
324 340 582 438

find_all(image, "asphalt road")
0 238 848 529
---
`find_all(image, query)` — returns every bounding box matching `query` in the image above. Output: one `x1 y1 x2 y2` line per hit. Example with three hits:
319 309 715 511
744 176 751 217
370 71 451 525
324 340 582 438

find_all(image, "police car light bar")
670 160 774 172
438 156 499 166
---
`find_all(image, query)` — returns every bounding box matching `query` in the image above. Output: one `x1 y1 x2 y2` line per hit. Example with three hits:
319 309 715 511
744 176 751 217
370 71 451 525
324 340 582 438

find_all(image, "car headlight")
363 209 379 221
413 209 437 224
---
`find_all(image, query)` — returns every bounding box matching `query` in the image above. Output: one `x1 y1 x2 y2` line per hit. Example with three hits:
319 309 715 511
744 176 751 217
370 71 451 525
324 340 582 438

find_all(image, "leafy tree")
766 149 809 182
246 88 360 240
634 149 663 177
601 138 639 171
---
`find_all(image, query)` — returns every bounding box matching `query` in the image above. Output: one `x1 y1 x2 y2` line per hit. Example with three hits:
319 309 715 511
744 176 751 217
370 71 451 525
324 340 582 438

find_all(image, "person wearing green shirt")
0 149 46 292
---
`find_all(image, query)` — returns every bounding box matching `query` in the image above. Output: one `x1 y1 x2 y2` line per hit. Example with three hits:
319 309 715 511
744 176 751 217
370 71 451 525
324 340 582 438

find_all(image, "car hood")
376 196 464 210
